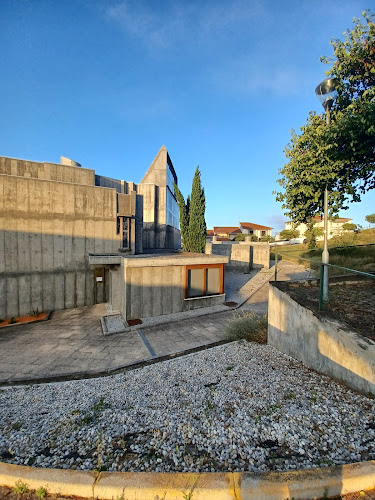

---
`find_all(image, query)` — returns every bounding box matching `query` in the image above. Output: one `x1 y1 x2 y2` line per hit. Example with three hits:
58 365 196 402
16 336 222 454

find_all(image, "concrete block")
30 222 42 272
161 266 173 315
54 274 65 310
30 274 43 313
18 275 31 316
85 270 94 306
141 266 153 318
42 274 55 311
76 272 86 307
53 229 65 270
0 278 6 318
64 272 76 309
151 266 163 317
41 220 54 272
6 277 19 317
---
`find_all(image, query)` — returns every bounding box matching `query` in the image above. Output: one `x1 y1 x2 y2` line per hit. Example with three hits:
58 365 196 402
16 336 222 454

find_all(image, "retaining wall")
206 241 270 271
268 282 375 396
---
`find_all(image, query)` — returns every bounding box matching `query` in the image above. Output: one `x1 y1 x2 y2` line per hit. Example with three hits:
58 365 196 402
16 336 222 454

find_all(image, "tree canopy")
279 229 300 241
276 11 375 224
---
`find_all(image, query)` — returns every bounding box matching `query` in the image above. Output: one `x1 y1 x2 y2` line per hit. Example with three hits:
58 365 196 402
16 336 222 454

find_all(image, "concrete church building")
0 146 184 318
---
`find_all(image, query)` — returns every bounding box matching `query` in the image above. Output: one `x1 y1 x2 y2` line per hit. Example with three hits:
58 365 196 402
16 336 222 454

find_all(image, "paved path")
0 260 309 386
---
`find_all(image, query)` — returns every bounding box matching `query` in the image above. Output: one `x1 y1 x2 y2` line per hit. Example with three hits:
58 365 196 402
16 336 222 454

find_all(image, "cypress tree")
188 166 206 253
174 183 190 251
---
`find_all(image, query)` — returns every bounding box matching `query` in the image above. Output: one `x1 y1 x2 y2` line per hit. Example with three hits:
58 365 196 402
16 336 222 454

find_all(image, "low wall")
268 282 375 396
206 242 269 272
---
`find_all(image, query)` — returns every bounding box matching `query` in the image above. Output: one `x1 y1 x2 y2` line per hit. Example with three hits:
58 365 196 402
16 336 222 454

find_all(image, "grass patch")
12 480 29 494
273 242 375 275
226 311 268 343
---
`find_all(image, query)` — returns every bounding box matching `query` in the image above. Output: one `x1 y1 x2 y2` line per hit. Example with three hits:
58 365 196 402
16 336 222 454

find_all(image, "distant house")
206 222 273 241
284 216 353 241
239 222 272 239
213 226 242 240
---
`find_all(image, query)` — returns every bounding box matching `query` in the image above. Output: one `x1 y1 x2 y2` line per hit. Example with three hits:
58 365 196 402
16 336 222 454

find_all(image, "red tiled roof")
206 230 214 236
217 237 231 241
312 216 352 223
213 226 241 234
240 222 273 230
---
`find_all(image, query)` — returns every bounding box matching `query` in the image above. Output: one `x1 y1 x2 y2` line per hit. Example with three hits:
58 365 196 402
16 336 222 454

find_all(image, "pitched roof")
213 226 241 234
240 222 273 230
313 216 352 223
206 229 214 236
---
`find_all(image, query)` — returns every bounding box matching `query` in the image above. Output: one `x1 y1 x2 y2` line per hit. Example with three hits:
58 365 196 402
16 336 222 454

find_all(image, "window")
185 264 224 299
118 217 130 249
261 230 266 237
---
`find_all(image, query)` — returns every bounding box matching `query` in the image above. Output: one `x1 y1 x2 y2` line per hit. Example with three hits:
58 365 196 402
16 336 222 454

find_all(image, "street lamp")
315 77 338 302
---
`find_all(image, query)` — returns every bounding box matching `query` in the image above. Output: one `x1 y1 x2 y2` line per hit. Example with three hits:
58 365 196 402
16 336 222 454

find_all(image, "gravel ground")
0 341 374 473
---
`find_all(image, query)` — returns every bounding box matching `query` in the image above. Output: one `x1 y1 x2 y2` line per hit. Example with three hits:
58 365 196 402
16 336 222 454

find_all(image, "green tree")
276 11 375 224
304 221 324 249
188 167 206 253
279 229 300 241
234 233 246 241
365 213 375 226
342 222 357 230
174 184 190 250
260 235 275 242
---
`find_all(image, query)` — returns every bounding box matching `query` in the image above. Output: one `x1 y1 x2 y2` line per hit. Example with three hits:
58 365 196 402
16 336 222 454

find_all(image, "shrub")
328 232 358 247
226 311 268 343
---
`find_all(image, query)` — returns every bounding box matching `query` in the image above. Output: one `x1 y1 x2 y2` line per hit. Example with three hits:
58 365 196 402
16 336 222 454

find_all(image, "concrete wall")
207 241 270 271
268 282 375 396
0 156 95 186
242 241 270 270
0 174 118 317
95 175 128 194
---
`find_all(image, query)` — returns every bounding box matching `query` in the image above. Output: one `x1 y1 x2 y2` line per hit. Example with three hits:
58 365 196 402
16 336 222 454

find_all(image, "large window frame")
185 264 224 299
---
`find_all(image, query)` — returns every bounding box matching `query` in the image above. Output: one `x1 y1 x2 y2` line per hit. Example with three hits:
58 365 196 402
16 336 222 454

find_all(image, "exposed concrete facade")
0 147 181 318
206 241 270 272
89 253 229 320
268 282 375 396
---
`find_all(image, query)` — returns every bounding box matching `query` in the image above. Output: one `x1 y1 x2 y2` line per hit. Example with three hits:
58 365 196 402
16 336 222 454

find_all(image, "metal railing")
273 251 375 311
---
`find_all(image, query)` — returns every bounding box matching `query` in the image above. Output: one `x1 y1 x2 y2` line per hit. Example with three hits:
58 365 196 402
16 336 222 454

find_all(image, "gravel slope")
1 341 374 473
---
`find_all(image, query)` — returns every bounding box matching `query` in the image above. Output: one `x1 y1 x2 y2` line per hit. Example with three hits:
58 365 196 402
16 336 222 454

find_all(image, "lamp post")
315 77 338 302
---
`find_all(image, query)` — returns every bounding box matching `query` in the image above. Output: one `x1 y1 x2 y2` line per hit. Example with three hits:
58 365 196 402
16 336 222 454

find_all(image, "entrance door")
94 267 105 304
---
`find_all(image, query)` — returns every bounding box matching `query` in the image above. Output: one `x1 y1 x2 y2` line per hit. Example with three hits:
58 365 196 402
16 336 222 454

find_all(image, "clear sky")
1 0 374 234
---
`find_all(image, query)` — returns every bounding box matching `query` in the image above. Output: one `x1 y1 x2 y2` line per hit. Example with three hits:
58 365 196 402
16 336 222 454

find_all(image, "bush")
328 232 358 247
260 235 275 242
226 311 268 343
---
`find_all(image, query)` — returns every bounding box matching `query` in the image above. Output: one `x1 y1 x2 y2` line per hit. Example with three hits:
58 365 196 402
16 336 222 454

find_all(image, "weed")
12 421 22 431
323 486 329 499
226 311 268 343
284 392 296 400
31 307 40 316
71 409 81 415
206 399 214 410
225 366 234 371
9 317 16 324
12 480 29 494
36 486 48 499
93 397 110 412
80 414 93 425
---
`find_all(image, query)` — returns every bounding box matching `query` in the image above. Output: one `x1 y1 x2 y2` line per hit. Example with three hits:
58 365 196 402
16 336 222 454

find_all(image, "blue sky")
1 0 374 233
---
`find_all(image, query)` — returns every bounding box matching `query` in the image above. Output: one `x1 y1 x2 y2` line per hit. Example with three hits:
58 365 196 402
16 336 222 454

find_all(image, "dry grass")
226 311 268 343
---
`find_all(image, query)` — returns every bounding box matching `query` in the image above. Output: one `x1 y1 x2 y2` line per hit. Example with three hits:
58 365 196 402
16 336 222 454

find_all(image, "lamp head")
315 77 338 111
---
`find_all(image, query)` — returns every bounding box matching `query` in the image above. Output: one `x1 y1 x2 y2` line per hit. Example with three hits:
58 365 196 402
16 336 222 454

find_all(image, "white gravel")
1 341 374 473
